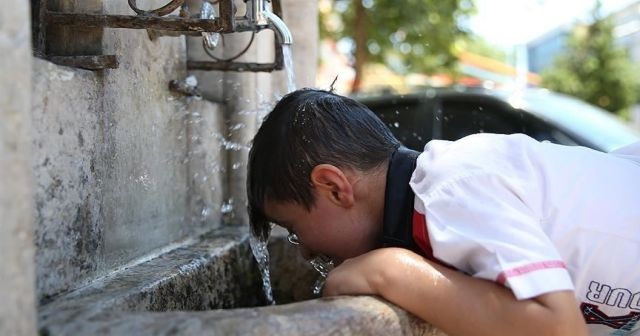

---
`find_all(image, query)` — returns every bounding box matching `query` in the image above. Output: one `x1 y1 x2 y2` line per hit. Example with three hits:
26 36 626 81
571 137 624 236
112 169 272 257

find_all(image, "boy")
247 88 640 336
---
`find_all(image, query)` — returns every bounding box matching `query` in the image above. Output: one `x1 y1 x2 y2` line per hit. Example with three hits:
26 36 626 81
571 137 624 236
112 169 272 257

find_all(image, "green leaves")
541 4 639 115
320 0 475 91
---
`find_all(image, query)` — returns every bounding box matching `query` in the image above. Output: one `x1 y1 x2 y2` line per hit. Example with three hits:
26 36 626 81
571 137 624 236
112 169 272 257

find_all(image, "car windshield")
498 89 640 152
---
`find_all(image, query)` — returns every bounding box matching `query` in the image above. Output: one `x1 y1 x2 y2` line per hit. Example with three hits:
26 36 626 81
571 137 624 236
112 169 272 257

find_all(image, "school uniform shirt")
381 133 640 336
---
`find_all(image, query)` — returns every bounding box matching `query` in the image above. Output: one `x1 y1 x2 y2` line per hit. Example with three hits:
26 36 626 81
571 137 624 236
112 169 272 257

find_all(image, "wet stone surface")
38 227 446 335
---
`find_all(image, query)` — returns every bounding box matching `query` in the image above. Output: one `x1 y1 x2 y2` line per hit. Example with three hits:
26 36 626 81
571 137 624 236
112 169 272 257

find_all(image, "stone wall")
30 0 319 303
34 1 197 301
0 1 38 335
188 0 318 226
2 0 319 333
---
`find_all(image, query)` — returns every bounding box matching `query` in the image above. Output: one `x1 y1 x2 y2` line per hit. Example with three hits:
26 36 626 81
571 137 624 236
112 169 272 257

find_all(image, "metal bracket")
34 0 285 72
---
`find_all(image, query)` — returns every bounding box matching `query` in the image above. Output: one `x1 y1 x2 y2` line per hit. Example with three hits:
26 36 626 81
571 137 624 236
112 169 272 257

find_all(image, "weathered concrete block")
32 0 225 301
185 98 226 232
43 297 446 336
39 229 447 336
31 58 104 301
97 27 194 271
0 0 38 335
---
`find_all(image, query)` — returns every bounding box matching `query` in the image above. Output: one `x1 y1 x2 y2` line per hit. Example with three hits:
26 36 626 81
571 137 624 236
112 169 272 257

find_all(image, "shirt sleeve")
414 172 575 300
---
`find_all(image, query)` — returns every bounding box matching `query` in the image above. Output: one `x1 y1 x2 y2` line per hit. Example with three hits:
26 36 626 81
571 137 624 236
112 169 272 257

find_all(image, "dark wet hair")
247 88 401 240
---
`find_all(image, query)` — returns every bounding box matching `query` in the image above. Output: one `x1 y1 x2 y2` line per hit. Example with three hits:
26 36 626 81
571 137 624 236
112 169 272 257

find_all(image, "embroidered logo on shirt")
582 280 640 334
586 281 640 309
581 303 639 334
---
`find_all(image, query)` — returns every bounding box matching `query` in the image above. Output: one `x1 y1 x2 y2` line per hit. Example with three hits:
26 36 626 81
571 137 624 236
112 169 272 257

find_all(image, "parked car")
355 87 640 152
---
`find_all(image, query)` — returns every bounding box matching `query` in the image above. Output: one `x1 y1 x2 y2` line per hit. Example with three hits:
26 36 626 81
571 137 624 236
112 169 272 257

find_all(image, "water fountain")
27 0 446 334
38 225 446 335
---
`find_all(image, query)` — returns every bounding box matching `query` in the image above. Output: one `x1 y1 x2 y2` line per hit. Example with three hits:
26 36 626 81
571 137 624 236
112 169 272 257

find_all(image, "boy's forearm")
374 249 588 336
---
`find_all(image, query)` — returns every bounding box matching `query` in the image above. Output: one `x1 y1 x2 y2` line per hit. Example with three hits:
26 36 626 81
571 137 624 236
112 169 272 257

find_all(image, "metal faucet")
245 0 292 45
263 9 292 45
39 0 292 71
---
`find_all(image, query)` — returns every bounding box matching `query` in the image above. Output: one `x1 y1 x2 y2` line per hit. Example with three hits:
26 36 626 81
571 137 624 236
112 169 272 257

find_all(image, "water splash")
201 2 221 49
249 233 275 305
309 255 334 295
282 45 296 93
209 132 251 152
220 199 234 214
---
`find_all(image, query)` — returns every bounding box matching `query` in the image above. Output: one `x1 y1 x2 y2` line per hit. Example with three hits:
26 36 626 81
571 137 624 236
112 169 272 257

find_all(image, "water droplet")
201 207 211 217
221 200 234 214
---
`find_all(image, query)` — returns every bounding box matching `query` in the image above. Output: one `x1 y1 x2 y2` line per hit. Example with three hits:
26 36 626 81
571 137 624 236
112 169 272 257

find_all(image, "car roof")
484 88 640 152
355 87 640 152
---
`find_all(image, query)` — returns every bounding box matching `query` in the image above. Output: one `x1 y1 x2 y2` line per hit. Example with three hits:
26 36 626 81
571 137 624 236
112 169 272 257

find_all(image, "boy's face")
264 194 380 263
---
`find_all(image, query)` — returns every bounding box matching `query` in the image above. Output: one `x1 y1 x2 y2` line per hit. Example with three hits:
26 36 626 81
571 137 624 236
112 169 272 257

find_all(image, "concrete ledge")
41 296 444 335
39 227 446 335
39 228 262 327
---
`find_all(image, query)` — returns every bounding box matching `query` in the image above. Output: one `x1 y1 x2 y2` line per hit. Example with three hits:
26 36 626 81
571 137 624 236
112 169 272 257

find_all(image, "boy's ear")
310 164 355 207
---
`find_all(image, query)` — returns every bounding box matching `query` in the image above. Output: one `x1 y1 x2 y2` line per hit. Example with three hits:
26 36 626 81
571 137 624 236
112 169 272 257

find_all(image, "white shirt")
410 133 640 335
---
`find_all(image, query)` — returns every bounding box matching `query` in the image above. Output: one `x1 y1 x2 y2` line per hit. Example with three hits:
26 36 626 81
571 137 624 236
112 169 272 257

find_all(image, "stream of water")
248 45 338 303
249 233 275 305
248 46 298 305
282 45 296 93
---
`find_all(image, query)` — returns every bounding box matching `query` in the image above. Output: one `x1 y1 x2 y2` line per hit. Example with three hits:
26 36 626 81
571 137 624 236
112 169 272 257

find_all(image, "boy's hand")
322 247 403 297
322 247 588 336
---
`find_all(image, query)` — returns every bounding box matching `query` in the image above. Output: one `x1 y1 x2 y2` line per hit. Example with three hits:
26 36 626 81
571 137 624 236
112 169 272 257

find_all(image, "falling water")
282 45 296 93
249 233 275 305
310 255 334 295
201 2 220 50
244 46 294 305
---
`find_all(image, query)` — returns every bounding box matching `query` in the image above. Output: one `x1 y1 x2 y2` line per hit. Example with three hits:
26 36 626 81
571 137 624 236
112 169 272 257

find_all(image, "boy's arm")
323 247 588 336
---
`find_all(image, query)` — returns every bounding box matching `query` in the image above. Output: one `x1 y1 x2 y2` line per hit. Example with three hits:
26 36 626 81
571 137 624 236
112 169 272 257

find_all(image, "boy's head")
247 88 400 254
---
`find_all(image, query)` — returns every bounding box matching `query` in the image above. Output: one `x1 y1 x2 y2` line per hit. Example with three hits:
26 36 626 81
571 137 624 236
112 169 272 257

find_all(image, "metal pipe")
46 12 230 33
262 9 292 45
246 0 269 27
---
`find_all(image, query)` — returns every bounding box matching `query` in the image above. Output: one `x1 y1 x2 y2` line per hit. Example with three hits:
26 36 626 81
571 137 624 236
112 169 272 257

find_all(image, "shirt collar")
381 146 421 250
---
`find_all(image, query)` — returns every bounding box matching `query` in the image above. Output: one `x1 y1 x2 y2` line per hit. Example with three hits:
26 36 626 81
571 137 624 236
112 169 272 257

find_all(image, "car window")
513 112 581 146
518 91 640 152
438 97 583 147
366 98 433 150
439 99 523 140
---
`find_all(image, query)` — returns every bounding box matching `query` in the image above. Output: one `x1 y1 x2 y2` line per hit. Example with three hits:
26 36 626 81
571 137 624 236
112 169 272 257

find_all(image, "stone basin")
38 227 445 335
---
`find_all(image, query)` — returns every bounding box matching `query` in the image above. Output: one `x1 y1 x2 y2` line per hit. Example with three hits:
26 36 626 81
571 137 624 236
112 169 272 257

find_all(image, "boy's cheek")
297 246 314 260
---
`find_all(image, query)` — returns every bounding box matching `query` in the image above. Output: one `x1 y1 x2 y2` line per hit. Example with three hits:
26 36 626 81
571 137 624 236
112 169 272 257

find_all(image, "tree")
462 35 510 64
541 2 639 115
319 0 476 92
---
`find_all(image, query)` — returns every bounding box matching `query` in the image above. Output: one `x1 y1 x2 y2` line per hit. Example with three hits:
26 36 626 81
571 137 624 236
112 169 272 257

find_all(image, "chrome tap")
263 9 292 45
245 0 292 45
246 0 270 27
